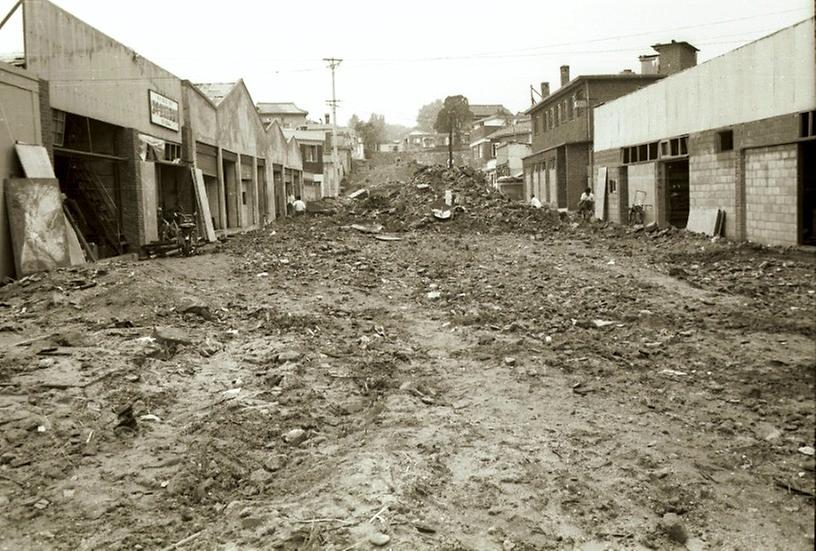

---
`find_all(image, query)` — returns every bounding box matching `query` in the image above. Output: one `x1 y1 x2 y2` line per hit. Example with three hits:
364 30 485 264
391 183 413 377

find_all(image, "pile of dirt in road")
348 164 564 233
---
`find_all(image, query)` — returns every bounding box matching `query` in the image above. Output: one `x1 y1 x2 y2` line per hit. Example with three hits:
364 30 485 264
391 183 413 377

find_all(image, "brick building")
592 18 816 246
523 62 672 210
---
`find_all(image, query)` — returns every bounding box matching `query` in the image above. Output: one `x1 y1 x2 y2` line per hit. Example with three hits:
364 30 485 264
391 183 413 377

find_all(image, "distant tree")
353 113 387 158
416 99 443 132
348 114 361 130
434 95 473 166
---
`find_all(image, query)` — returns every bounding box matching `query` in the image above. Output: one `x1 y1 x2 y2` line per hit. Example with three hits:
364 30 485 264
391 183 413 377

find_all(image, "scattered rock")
181 302 213 321
153 327 192 345
283 428 308 446
426 291 442 300
660 513 688 544
504 357 517 367
276 350 301 363
798 446 815 457
369 532 391 547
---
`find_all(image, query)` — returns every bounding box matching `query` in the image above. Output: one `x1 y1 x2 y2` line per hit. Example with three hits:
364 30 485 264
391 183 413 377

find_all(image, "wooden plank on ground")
191 168 217 243
594 167 608 221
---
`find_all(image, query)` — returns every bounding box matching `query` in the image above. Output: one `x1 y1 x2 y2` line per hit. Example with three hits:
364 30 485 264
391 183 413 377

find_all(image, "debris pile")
347 164 563 233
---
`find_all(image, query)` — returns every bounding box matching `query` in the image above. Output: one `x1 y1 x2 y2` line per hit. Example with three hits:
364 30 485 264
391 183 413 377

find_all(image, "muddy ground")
1 164 814 551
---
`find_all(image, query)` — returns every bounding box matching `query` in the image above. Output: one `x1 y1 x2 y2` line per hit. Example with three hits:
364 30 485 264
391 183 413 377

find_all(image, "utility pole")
323 58 342 197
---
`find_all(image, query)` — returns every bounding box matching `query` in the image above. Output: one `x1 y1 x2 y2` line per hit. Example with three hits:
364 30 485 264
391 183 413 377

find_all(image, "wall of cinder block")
744 144 799 245
688 131 739 239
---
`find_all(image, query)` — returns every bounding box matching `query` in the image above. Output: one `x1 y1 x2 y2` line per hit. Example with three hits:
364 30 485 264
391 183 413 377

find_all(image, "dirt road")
1 174 814 550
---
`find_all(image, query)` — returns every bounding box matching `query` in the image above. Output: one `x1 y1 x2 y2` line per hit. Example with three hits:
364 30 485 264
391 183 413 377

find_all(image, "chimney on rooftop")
651 40 699 76
560 65 570 87
324 113 330 124
639 54 659 75
540 82 550 98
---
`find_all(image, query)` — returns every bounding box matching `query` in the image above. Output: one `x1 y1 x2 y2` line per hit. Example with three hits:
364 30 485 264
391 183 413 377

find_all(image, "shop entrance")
55 154 124 259
665 159 690 228
156 163 195 224
222 155 238 228
273 164 285 219
801 140 816 246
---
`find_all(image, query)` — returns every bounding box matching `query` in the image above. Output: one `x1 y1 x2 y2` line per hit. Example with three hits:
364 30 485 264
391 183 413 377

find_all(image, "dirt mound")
348 164 563 233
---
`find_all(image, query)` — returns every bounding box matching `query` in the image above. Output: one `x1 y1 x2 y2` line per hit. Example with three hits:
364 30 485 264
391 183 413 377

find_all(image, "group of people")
529 187 595 214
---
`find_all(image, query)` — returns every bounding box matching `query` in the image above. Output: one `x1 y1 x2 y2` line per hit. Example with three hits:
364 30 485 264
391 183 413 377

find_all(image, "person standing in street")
293 196 307 216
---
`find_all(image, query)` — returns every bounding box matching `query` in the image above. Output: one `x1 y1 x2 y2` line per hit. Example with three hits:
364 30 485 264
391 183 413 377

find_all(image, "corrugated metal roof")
257 102 308 115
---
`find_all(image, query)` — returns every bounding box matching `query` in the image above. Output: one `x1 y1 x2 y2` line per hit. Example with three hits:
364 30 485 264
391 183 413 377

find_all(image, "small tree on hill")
434 95 473 167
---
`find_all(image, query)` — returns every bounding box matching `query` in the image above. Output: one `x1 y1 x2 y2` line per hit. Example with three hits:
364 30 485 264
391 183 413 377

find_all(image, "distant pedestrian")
293 196 307 216
530 194 542 209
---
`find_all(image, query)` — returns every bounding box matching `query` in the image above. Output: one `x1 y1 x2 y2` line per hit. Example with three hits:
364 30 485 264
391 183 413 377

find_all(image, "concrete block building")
592 18 816 246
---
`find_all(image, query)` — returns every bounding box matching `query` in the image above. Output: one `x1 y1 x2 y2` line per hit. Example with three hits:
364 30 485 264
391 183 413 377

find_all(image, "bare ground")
1 191 814 550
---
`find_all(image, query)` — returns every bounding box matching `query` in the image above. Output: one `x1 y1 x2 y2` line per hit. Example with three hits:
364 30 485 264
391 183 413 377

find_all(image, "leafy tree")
347 114 361 130
353 113 387 158
434 95 473 166
416 99 443 132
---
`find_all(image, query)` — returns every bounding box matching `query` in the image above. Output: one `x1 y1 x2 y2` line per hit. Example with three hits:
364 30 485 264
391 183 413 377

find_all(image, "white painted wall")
24 0 183 142
594 18 816 151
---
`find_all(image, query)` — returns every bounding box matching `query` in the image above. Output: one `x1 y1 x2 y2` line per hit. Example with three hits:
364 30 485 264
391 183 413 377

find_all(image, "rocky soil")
1 162 814 550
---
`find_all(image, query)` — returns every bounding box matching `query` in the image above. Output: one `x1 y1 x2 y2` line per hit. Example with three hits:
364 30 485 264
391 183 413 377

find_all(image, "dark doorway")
665 159 690 228
222 157 238 228
801 141 816 246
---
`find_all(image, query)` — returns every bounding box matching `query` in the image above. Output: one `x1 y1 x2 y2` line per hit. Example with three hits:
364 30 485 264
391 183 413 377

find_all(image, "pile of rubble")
346 164 563 233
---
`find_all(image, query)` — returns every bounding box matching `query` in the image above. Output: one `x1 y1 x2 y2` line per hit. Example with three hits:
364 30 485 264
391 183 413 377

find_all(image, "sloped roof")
257 102 308 115
487 121 532 140
194 82 239 105
282 128 328 144
469 104 510 118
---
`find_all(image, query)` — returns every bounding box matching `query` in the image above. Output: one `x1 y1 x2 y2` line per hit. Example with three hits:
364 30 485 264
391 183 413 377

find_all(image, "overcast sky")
1 0 813 127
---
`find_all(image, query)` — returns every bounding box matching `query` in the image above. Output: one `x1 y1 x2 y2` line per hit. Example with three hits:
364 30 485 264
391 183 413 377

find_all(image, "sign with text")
148 90 180 132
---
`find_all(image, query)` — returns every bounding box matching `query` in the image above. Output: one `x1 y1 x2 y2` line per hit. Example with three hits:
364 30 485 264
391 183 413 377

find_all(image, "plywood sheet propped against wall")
191 168 217 242
15 144 56 178
4 178 72 276
140 162 159 243
686 208 723 237
594 167 608 220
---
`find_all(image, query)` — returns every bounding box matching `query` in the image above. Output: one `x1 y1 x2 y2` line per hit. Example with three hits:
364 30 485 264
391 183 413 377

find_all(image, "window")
609 179 617 194
717 130 733 152
165 142 181 161
533 116 539 135
242 191 247 205
622 141 661 165
568 95 575 120
549 108 555 128
799 111 815 138
52 110 66 147
491 143 499 157
679 136 688 155
304 145 319 162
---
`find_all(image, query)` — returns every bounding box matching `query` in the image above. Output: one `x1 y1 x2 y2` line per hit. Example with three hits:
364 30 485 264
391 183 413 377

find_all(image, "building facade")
523 64 667 210
257 103 309 129
10 0 300 264
593 19 816 245
0 61 43 280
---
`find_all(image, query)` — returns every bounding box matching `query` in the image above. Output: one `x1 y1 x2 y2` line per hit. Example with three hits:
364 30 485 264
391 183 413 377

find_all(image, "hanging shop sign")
148 90 180 132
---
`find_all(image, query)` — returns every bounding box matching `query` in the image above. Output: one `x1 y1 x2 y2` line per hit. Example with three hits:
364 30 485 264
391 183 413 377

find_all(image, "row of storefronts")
0 0 304 279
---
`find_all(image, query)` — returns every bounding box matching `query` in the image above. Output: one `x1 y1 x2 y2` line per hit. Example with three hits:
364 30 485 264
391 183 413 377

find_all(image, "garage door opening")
801 141 816 246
